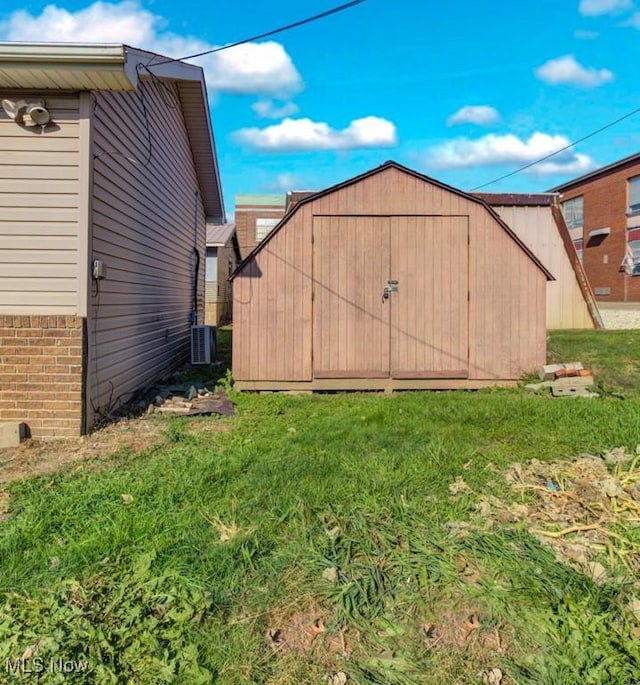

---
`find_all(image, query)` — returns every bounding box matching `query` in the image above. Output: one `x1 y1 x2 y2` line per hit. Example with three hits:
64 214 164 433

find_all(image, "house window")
256 218 280 242
628 176 640 216
205 247 218 281
561 196 584 231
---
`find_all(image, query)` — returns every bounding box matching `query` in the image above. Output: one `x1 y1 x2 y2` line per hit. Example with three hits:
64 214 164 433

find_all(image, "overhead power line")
148 0 367 66
471 104 640 191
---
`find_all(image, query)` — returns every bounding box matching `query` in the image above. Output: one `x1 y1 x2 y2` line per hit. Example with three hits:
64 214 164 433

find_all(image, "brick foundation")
0 315 85 438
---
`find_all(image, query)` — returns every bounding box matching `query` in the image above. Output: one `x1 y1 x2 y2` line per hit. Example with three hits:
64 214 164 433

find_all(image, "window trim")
561 195 584 231
628 175 640 217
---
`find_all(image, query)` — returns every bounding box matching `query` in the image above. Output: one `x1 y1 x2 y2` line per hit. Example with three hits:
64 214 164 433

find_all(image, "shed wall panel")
494 205 594 329
0 95 81 314
468 212 546 378
233 206 312 380
89 80 206 426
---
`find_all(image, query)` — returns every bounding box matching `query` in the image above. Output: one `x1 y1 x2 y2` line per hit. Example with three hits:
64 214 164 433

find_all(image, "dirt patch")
421 604 511 656
478 447 640 580
265 603 350 658
0 417 168 486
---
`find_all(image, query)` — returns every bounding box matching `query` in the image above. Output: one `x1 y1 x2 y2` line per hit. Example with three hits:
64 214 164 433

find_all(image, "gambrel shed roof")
232 160 553 281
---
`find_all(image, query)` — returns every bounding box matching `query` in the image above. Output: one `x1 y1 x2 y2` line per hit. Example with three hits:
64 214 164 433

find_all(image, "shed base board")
235 378 519 392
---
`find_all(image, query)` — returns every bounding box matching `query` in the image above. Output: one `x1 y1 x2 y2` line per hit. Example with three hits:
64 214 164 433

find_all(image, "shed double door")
313 215 469 379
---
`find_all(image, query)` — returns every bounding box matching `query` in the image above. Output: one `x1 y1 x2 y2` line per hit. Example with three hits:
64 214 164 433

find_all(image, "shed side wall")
89 80 205 426
233 203 312 381
469 211 546 378
495 205 594 329
0 94 81 314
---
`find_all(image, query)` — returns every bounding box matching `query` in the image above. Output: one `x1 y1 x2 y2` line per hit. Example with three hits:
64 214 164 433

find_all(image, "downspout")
191 190 201 326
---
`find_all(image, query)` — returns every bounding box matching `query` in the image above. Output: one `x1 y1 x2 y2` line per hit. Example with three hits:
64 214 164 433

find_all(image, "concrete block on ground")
539 362 584 381
552 376 595 388
0 422 29 448
539 364 563 381
551 386 598 398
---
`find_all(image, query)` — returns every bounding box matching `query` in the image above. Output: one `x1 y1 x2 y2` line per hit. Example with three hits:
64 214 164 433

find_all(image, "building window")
561 196 584 231
628 176 640 216
256 218 280 242
622 228 640 276
205 247 218 281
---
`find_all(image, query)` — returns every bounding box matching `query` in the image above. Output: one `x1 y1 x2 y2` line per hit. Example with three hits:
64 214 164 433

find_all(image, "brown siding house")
205 223 240 326
548 152 640 301
0 43 224 437
231 161 552 391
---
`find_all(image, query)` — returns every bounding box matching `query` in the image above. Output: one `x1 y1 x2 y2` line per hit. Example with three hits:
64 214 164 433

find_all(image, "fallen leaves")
480 448 640 585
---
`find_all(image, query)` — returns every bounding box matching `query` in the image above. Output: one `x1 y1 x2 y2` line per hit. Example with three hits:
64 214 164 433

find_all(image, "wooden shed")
230 161 553 391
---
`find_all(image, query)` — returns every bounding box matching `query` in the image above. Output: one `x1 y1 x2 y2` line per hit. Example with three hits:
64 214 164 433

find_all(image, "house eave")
0 41 225 220
0 42 208 91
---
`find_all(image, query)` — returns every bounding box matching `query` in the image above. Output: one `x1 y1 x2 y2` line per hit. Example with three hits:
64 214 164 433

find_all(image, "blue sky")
2 0 640 218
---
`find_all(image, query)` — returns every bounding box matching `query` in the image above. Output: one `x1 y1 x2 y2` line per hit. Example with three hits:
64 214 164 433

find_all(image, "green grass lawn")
1 329 640 684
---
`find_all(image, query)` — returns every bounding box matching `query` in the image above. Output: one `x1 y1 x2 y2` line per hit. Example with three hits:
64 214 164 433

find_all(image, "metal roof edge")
473 192 558 207
547 151 640 193
0 42 126 63
0 42 210 92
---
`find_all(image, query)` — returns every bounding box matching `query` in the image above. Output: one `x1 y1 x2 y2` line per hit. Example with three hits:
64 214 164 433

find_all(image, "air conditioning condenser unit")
191 325 216 364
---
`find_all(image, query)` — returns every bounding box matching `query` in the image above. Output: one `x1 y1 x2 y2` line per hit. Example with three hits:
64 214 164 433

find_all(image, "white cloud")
535 54 613 87
0 1 302 96
202 42 301 96
252 99 300 119
579 0 633 16
233 116 398 152
447 105 500 127
1 1 160 43
424 131 596 176
530 156 597 176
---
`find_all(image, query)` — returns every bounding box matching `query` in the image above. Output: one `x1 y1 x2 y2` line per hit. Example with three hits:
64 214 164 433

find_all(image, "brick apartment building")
549 152 640 301
234 194 286 258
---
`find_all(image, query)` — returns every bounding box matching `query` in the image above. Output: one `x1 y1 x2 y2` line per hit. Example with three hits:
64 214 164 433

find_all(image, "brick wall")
0 315 85 438
235 206 285 258
558 159 640 302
